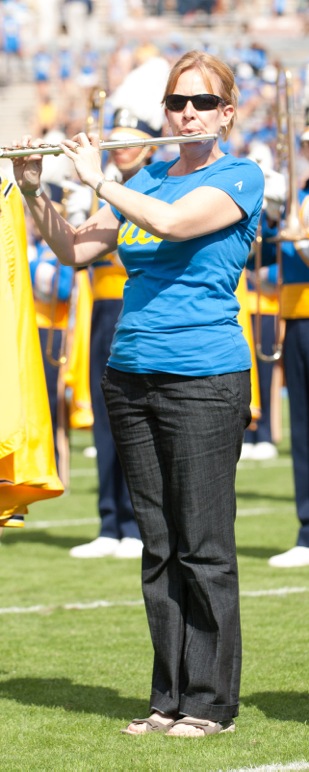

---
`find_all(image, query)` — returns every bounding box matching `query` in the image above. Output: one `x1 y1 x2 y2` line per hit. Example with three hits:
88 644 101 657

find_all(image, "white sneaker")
252 442 278 460
114 537 143 559
240 443 255 460
69 536 119 558
268 546 309 568
83 446 97 458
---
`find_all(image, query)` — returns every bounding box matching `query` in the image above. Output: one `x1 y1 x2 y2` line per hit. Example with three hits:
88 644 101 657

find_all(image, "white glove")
295 239 309 265
263 169 286 222
299 194 309 234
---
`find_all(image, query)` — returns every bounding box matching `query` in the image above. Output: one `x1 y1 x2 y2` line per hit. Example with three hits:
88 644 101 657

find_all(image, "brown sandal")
166 717 235 737
121 716 176 735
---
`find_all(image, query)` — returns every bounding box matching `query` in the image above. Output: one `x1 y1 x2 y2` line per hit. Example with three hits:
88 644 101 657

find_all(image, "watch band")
95 178 105 198
23 185 44 198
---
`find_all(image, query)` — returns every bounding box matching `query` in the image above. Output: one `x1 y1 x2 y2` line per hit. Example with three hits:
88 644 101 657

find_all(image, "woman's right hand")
11 135 43 194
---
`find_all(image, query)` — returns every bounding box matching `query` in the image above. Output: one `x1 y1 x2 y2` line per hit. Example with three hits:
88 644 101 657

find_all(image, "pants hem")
179 696 239 722
150 692 180 716
150 692 239 722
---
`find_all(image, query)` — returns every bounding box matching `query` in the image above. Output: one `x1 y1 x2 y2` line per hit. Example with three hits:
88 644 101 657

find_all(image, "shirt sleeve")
203 157 265 220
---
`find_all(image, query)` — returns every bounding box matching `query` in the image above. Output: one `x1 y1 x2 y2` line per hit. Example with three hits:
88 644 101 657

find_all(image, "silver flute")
0 133 218 159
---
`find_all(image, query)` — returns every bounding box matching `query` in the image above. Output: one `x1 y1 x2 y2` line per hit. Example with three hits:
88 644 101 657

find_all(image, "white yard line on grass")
241 587 308 597
15 507 284 532
68 458 293 478
237 508 284 517
0 599 144 614
227 763 309 772
237 458 292 469
0 587 308 615
23 517 98 529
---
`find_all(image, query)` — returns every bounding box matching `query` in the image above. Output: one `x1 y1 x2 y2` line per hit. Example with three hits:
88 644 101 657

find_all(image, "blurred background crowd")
0 0 309 173
1 0 309 566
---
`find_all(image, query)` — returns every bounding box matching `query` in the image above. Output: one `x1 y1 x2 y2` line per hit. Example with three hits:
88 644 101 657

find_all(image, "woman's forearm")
23 192 78 265
23 190 119 267
94 177 176 241
92 176 242 242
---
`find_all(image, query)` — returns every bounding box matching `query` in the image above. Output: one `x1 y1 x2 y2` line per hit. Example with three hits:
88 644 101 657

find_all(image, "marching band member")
268 179 309 567
245 125 309 566
11 49 264 737
14 51 264 738
241 161 286 460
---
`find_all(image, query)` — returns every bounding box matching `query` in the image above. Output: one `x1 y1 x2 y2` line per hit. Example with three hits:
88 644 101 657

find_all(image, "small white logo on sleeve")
235 181 243 191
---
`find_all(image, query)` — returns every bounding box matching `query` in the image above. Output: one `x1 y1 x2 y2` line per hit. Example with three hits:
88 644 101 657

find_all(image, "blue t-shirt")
109 153 264 375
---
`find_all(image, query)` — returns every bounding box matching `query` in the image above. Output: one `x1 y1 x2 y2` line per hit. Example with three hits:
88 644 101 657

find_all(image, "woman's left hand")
60 132 103 189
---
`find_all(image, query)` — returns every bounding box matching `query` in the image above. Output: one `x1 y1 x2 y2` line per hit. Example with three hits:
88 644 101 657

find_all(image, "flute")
0 133 218 159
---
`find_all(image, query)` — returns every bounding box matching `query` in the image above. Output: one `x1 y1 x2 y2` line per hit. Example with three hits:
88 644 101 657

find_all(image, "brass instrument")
0 133 218 159
254 220 283 363
271 68 307 243
86 86 106 134
86 87 106 216
255 67 307 362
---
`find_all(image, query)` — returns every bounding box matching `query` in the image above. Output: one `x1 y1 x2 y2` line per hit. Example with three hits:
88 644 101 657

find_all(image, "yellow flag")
64 268 94 430
0 178 64 522
236 270 261 424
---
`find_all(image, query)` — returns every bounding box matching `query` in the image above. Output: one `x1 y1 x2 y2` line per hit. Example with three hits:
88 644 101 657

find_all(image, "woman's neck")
169 142 225 176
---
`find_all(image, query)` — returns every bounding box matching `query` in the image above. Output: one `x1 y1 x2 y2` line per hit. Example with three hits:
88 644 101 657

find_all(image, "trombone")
86 86 106 134
272 68 307 243
86 86 106 216
255 67 307 362
254 219 283 363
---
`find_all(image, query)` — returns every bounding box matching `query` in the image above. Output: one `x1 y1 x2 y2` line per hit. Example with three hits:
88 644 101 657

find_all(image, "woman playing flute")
12 50 264 737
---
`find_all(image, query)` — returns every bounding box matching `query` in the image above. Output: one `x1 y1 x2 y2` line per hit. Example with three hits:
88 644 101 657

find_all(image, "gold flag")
236 270 261 424
64 268 94 430
0 178 64 524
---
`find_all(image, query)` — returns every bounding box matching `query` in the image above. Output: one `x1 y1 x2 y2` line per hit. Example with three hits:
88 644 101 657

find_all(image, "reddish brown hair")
162 50 239 138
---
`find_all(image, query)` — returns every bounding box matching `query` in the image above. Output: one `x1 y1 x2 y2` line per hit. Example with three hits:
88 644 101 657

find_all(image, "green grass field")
1 395 308 772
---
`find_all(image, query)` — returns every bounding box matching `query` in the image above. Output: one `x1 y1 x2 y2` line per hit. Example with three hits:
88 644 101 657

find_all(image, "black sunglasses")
165 93 226 112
